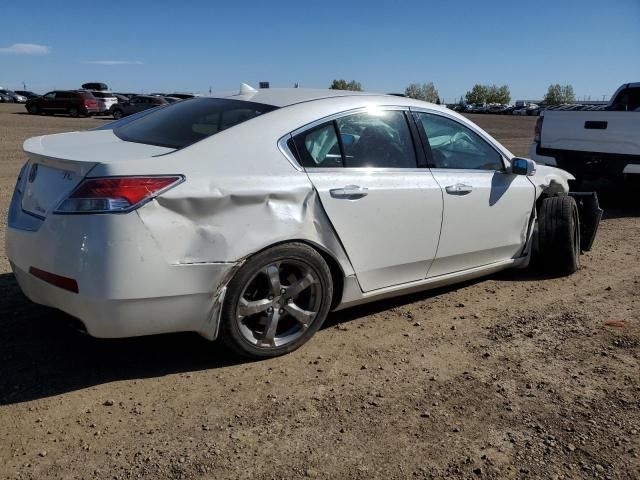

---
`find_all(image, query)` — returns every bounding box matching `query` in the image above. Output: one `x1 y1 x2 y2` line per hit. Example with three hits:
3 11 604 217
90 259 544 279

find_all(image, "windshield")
113 97 278 149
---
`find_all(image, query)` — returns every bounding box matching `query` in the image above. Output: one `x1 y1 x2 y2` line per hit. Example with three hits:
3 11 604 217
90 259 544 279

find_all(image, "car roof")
224 87 384 107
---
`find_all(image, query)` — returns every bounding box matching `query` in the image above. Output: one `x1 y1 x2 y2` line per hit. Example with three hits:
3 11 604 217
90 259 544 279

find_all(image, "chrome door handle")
329 185 369 199
445 183 473 195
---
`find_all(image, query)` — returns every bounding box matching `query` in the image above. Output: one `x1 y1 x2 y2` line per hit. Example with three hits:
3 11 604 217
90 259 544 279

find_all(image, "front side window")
293 110 417 169
415 112 504 170
114 97 278 149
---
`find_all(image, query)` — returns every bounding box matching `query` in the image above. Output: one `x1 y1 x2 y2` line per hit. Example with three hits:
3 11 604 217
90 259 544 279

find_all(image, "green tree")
490 85 511 104
543 84 576 105
329 79 363 91
404 82 439 103
466 84 511 104
465 84 489 104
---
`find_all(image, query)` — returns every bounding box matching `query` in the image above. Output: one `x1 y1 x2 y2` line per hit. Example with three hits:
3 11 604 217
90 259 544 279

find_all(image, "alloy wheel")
235 260 322 348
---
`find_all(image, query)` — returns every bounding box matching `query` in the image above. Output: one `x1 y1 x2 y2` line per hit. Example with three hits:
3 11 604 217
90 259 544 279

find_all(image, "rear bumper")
7 201 236 340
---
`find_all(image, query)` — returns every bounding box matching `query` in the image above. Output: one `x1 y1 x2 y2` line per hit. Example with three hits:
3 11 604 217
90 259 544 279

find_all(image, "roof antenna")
239 83 257 95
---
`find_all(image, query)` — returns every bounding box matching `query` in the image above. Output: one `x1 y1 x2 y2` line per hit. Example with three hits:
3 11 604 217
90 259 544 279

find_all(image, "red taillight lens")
534 116 543 143
55 176 183 213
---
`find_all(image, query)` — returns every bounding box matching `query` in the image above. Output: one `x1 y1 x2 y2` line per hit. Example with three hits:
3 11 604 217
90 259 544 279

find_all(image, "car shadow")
0 272 247 405
0 270 493 405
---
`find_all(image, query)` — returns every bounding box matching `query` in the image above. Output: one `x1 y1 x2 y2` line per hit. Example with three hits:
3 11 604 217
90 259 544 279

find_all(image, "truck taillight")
534 116 543 143
55 175 183 213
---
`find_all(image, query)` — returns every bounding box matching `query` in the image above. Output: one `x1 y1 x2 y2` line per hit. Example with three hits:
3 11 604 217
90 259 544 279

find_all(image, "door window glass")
416 113 504 170
336 111 416 168
293 122 342 168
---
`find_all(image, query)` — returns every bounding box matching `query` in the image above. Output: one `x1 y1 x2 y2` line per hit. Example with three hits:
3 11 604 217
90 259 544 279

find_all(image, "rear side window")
293 110 417 168
114 98 278 149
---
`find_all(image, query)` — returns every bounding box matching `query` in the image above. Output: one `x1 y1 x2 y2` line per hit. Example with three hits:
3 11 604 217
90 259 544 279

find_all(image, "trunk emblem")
28 164 38 182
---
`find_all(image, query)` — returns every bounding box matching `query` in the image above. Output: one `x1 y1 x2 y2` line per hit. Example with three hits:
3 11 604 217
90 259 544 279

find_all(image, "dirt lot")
0 104 638 479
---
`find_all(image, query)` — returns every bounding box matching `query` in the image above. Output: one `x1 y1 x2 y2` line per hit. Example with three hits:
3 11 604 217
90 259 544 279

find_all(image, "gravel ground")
0 103 638 479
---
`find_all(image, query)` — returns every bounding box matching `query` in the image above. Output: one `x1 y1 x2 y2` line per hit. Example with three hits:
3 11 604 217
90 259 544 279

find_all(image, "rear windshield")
114 97 278 149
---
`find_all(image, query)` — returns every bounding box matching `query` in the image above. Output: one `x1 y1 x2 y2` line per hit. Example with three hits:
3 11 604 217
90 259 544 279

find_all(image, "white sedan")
6 85 602 358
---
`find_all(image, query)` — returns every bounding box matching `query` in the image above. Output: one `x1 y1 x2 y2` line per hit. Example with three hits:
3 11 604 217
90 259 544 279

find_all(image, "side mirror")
511 157 536 176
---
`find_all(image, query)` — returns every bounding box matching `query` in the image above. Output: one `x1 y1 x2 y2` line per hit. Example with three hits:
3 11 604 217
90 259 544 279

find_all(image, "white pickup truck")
530 82 640 181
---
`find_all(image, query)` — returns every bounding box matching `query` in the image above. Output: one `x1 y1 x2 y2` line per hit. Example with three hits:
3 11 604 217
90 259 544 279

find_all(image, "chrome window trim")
277 135 304 172
277 105 418 171
409 106 511 171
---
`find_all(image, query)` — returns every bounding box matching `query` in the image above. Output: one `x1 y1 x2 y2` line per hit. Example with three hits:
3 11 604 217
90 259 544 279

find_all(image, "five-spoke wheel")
221 243 333 358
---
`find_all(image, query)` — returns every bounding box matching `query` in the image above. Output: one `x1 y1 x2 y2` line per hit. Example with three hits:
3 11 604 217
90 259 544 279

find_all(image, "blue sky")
1 0 639 102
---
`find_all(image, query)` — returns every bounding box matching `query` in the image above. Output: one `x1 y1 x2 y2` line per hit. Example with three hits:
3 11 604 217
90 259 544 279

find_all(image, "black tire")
536 195 580 275
27 104 38 115
220 243 333 359
68 106 79 118
112 109 123 120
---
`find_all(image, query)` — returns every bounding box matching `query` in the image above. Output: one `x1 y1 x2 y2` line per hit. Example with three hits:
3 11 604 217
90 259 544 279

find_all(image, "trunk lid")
20 130 175 217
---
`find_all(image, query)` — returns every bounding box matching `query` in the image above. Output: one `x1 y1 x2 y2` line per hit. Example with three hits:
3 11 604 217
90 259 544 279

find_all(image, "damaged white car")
6 85 602 358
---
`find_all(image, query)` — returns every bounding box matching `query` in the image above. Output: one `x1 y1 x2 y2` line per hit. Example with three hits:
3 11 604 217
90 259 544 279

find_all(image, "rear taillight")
534 116 543 143
84 99 97 107
55 175 183 213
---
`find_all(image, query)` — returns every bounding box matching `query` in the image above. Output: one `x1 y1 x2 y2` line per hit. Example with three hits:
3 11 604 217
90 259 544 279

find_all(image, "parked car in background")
15 90 40 100
0 89 27 103
88 91 118 114
167 93 197 99
82 82 109 91
113 93 131 103
7 86 601 359
513 104 540 116
109 95 167 119
0 92 12 103
116 93 139 99
25 90 99 117
530 82 640 181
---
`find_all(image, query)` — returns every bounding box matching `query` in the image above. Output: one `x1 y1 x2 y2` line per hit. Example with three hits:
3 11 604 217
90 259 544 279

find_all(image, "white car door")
412 110 535 277
291 108 443 292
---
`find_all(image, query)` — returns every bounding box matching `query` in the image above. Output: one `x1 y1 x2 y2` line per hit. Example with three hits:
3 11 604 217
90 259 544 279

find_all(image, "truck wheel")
112 109 123 120
68 107 79 118
536 196 580 275
220 243 333 359
27 104 39 115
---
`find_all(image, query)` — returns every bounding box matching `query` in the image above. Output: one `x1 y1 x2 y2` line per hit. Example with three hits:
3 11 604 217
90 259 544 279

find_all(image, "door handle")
445 183 473 195
329 185 369 200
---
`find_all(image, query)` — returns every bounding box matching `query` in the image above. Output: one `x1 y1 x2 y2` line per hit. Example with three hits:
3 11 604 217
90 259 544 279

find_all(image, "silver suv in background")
88 91 118 115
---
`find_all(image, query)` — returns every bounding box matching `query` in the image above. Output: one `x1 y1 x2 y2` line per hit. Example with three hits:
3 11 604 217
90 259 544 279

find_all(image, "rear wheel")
536 195 580 275
220 243 333 359
112 109 123 120
68 107 79 118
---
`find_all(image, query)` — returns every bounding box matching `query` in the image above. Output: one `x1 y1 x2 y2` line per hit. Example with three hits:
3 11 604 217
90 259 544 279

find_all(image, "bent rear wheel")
220 243 333 359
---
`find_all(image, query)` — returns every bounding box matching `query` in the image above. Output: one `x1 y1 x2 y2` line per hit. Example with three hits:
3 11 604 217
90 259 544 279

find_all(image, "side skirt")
334 259 516 311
